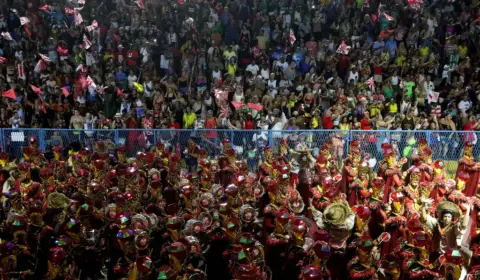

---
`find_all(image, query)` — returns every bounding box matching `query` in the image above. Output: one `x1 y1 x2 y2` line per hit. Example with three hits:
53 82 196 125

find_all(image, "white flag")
86 20 98 32
86 75 97 89
289 29 296 44
83 34 92 49
1 32 13 41
39 53 51 62
78 0 86 4
366 77 375 91
74 11 84 25
19 17 30 26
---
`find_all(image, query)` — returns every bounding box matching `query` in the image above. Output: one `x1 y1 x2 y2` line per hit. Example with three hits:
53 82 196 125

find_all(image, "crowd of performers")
1 135 480 279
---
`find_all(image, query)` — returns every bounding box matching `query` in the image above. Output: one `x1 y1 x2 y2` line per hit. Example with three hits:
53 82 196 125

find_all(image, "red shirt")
373 65 382 75
322 116 333 129
338 56 350 69
168 122 180 129
127 50 139 66
205 118 218 138
360 118 372 130
243 120 255 129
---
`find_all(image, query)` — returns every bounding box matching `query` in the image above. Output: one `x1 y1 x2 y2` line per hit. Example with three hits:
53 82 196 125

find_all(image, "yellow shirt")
224 50 236 60
387 102 398 113
183 113 196 128
370 105 382 118
458 45 467 58
381 52 390 64
339 123 350 130
396 55 406 67
227 64 237 76
420 46 429 57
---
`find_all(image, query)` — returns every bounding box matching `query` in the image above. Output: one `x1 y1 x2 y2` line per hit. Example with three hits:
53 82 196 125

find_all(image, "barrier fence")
2 129 479 178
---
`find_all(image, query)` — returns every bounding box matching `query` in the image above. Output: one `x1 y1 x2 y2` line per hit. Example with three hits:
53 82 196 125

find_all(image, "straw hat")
47 192 70 209
436 201 461 218
323 202 352 225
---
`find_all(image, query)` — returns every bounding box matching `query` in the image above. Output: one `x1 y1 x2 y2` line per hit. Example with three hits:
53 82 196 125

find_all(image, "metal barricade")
1 128 478 178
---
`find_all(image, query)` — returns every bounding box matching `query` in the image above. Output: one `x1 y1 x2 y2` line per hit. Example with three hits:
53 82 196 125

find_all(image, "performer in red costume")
456 141 480 197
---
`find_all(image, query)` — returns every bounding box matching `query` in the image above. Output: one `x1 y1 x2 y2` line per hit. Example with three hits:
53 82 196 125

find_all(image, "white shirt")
246 64 259 75
458 100 472 114
260 69 270 80
128 75 138 89
275 61 289 72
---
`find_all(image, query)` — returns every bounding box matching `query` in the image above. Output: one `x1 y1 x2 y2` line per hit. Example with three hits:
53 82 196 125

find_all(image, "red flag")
65 7 74 14
39 5 51 11
0 56 6 64
117 88 124 97
135 0 145 9
41 102 47 114
61 87 70 97
30 85 42 94
57 45 68 56
2 89 16 100
247 103 263 111
231 101 245 110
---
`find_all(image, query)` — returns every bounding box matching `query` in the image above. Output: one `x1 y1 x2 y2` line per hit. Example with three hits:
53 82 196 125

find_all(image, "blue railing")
2 128 479 178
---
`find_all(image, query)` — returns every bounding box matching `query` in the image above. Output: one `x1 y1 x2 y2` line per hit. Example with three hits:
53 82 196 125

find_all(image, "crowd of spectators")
0 0 479 135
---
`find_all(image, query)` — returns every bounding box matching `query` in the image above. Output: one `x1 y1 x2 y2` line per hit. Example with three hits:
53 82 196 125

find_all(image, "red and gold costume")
456 142 480 197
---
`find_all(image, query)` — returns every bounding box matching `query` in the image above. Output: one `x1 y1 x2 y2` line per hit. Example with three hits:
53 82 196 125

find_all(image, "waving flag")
365 77 375 91
17 62 25 80
219 104 231 119
61 87 70 97
30 85 42 94
65 7 74 14
289 29 296 44
0 57 6 64
39 53 51 63
1 32 13 41
39 5 51 11
34 59 46 73
78 0 86 4
83 34 92 49
231 101 245 110
248 103 263 111
336 41 351 55
2 89 16 100
57 45 68 56
74 11 84 26
75 64 84 72
135 0 145 9
117 88 125 97
19 17 30 25
86 76 97 89
40 102 47 114
86 20 98 32
383 13 394 21
408 0 423 10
